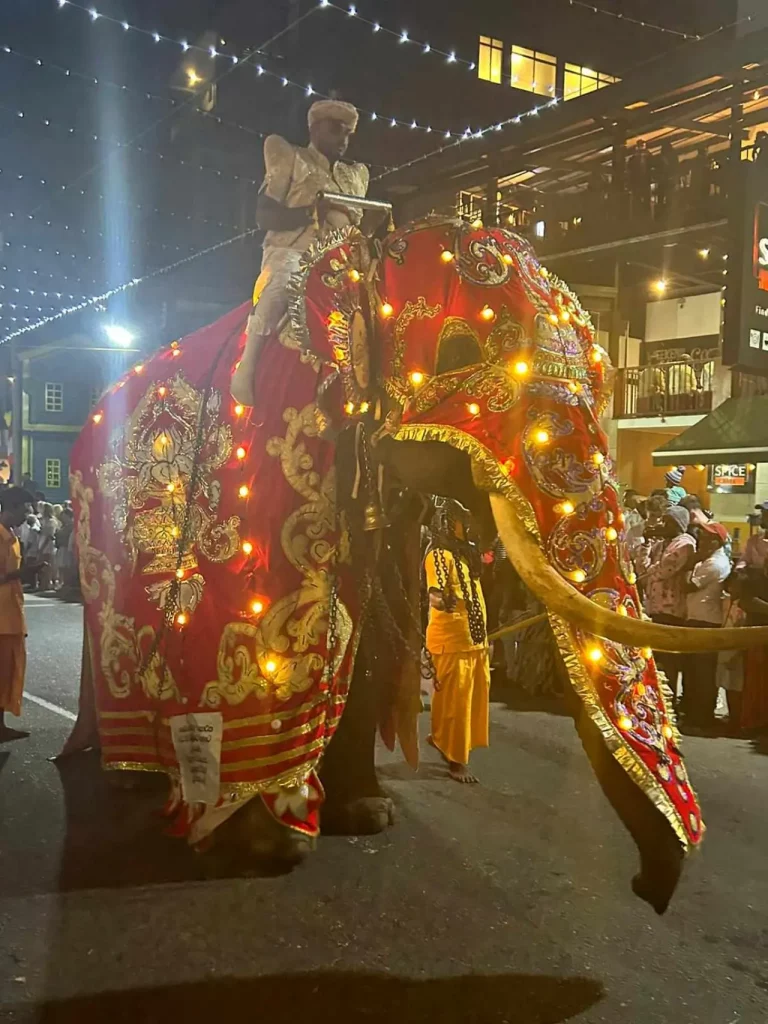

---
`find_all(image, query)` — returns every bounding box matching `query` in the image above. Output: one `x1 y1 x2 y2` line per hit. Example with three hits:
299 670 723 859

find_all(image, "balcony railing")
614 359 715 419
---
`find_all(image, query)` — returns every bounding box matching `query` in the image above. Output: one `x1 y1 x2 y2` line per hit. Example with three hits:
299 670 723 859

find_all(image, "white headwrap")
307 100 359 132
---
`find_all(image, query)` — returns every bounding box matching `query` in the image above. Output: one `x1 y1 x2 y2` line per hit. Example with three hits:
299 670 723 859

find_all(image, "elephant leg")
319 654 395 836
564 683 683 915
205 794 315 870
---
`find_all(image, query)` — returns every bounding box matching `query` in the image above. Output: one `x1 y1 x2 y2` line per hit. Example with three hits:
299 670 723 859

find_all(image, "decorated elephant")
69 217 768 913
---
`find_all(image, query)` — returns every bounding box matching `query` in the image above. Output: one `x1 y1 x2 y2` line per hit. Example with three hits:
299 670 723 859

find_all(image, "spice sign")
723 163 768 375
170 712 223 805
707 463 756 494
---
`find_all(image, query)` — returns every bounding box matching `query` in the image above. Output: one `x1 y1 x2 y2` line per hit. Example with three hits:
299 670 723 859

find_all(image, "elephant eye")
435 333 483 375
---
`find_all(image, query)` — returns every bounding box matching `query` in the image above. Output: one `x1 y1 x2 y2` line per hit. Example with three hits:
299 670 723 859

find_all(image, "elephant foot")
208 794 315 873
321 796 395 836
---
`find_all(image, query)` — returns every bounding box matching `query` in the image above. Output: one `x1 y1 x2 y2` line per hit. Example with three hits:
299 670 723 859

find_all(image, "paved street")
1 598 768 1022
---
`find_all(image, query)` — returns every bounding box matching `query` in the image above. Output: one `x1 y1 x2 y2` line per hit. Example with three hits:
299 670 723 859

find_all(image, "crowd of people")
625 468 768 735
15 493 77 595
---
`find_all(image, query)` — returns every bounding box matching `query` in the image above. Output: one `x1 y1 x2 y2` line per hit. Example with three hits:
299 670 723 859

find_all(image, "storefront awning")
652 397 768 466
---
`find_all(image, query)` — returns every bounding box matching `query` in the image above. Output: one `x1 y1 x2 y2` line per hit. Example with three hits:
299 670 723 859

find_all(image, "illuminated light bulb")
567 381 580 393
662 724 674 740
590 348 603 364
618 512 626 525
348 268 361 282
238 484 249 498
635 682 646 696
641 647 653 659
234 404 244 416
175 568 184 579
480 306 495 322
440 249 454 263
344 400 356 415
171 526 179 538
627 572 637 586
176 612 187 627
560 310 571 323
605 526 618 541
187 69 202 87
236 446 246 460
618 715 633 731
513 360 530 377
134 364 144 374
157 386 167 397
747 463 756 471
467 402 480 416
265 659 277 674
502 253 514 265
242 541 253 555
559 501 575 516
359 401 370 413
618 605 628 617
92 412 103 424
471 218 483 229
167 482 175 493
172 347 182 357
694 463 705 471
410 370 425 386
570 569 587 584
170 340 179 349
587 646 603 663
534 429 549 445
653 278 667 295
251 600 264 615
698 248 710 260
380 302 394 317
548 313 559 325
540 267 549 278
593 452 605 466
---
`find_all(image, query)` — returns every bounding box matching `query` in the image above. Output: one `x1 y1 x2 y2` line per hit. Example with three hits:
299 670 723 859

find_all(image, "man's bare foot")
448 761 479 784
0 726 30 743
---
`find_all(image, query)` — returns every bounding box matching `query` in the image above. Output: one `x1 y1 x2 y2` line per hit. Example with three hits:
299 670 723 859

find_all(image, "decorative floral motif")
548 514 608 585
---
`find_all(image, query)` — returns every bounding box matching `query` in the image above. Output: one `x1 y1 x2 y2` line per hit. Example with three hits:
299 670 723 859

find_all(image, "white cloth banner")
170 712 223 806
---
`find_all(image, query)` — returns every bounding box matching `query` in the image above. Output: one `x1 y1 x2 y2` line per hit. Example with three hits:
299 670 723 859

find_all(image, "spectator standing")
683 522 731 729
37 503 59 592
653 140 679 217
636 506 695 694
664 466 687 505
55 507 74 590
0 487 37 741
741 502 768 570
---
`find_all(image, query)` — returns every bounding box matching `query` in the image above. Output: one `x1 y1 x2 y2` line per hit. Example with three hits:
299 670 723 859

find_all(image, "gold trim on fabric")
220 715 323 751
221 738 325 773
99 710 156 720
392 421 694 851
103 761 167 773
99 726 156 738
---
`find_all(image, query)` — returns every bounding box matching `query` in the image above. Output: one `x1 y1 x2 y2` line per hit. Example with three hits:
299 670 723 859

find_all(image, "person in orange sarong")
424 501 490 783
0 487 36 742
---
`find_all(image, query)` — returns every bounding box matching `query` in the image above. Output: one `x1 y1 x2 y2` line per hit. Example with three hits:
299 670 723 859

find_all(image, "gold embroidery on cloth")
201 403 353 708
387 297 441 402
71 470 180 703
97 374 240 608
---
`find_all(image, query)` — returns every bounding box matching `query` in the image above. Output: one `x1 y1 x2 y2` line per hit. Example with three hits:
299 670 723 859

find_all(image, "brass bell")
362 499 389 531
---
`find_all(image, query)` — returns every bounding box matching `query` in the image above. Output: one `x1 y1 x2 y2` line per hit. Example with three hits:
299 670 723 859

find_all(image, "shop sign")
723 163 768 376
706 462 756 494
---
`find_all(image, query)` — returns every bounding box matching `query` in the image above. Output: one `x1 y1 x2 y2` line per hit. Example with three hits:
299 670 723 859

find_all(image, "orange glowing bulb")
440 250 454 263
618 605 629 617
502 253 514 265
587 646 603 663
348 268 361 282
265 659 277 674
567 381 580 393
344 401 356 415
636 682 646 696
467 402 480 416
471 218 483 230
540 267 549 278
571 569 586 584
92 412 103 424
134 364 144 374
593 452 605 466
236 446 246 460
480 306 495 322
171 526 179 538
641 647 653 660
560 310 571 323
242 541 253 556
175 568 184 579
172 348 182 357
166 482 175 493
176 612 187 627
605 527 618 541
359 401 370 413
618 715 633 730
234 404 244 416
410 371 425 386
591 347 603 364
251 600 264 615
238 484 249 498
513 361 529 376
548 313 559 325
534 429 549 445
380 302 394 317
559 501 575 516
627 572 637 586
158 386 167 398
662 724 674 740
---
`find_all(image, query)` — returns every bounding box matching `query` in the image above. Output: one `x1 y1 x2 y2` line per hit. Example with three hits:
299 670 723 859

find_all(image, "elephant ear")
287 228 375 412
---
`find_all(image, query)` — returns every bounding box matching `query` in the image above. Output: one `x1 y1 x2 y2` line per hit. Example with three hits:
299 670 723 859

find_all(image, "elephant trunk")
489 492 768 654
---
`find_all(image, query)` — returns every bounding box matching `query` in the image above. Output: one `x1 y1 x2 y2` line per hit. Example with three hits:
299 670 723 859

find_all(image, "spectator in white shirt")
682 521 732 730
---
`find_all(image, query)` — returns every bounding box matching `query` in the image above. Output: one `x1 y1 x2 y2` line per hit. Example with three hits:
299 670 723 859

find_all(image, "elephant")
69 216 768 914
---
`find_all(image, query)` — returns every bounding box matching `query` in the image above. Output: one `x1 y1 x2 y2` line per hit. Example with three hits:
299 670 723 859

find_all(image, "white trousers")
247 247 304 339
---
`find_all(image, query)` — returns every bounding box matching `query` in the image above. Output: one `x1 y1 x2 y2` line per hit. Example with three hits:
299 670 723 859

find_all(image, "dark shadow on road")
50 750 297 891
490 686 569 719
749 733 768 757
26 970 604 1024
0 750 10 776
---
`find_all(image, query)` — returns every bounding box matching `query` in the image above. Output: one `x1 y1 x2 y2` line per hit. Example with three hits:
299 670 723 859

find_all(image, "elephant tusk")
489 492 768 654
487 612 549 642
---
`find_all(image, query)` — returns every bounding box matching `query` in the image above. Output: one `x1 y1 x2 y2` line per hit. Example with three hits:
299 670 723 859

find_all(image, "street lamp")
104 324 134 347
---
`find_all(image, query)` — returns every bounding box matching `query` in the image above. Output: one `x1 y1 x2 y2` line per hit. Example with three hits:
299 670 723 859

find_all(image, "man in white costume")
231 99 370 406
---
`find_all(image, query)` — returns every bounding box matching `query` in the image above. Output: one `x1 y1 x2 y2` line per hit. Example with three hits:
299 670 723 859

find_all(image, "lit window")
510 46 556 97
44 382 63 413
45 458 62 490
564 63 620 101
478 36 503 84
